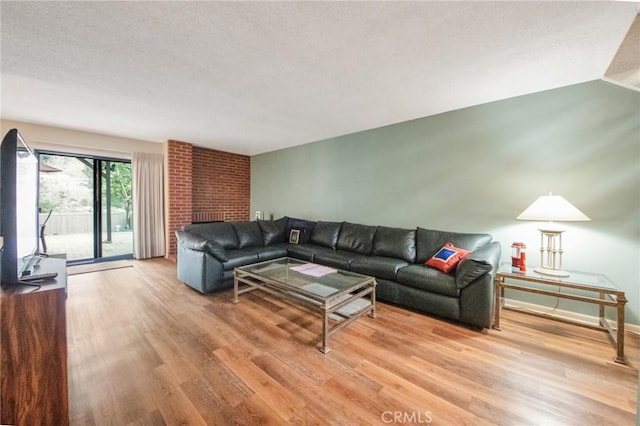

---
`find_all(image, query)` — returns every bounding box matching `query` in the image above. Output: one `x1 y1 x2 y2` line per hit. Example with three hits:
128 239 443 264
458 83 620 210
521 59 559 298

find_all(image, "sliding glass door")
38 152 133 263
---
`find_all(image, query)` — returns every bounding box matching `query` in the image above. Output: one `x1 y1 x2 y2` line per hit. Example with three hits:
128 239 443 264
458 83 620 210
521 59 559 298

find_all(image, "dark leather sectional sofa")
176 217 501 328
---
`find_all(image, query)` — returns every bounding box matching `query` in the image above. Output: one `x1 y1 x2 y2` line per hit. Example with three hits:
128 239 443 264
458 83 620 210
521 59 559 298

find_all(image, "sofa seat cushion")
258 217 288 245
396 264 460 297
183 222 239 249
350 256 408 280
222 249 261 270
288 244 326 262
232 221 264 248
313 249 365 270
416 228 492 263
372 226 416 263
336 222 377 255
257 243 288 261
310 221 342 249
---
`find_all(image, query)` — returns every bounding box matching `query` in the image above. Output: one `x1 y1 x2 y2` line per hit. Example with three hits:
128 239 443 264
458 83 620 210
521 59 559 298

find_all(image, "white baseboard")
503 298 640 336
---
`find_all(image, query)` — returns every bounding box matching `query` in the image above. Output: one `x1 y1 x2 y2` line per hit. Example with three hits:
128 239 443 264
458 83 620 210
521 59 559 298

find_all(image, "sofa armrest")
455 241 501 289
176 230 229 261
177 245 225 293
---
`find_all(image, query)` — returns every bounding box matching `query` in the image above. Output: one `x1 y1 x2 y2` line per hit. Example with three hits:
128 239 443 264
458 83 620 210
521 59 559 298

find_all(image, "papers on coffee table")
290 263 337 277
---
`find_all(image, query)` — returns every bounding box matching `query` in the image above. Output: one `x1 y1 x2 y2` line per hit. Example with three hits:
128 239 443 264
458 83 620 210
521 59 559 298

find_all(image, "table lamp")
516 192 590 277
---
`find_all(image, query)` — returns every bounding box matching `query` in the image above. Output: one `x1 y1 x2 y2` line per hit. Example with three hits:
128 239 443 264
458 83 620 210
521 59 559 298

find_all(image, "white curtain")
132 152 165 259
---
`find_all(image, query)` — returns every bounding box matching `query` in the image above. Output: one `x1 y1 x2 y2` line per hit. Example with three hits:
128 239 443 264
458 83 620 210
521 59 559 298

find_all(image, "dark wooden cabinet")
1 258 68 425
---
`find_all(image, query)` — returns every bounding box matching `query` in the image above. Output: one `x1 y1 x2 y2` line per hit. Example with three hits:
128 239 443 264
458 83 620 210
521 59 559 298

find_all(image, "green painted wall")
251 80 640 325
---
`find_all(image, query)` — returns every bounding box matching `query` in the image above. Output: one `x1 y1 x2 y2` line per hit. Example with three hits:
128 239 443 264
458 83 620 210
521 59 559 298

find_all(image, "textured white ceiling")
1 2 638 155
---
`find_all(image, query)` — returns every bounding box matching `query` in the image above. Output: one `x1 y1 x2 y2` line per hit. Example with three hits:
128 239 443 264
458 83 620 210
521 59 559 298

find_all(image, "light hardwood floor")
66 258 639 425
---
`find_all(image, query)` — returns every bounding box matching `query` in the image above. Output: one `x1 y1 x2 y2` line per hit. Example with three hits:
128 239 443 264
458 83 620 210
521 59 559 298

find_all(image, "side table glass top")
497 262 618 292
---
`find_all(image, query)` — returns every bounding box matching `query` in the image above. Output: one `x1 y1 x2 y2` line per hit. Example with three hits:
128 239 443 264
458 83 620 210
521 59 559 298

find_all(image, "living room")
1 2 639 425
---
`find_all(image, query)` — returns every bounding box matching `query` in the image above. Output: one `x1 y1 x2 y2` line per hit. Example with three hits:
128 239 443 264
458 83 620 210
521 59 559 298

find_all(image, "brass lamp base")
534 266 569 277
535 228 570 278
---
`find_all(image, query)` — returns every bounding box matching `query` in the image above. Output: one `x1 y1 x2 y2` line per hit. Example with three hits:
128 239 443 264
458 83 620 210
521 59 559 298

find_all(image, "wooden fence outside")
39 212 129 235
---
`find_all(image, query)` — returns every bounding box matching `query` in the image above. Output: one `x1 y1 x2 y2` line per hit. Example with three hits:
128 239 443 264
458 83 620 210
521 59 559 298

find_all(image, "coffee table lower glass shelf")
494 262 627 364
233 257 377 353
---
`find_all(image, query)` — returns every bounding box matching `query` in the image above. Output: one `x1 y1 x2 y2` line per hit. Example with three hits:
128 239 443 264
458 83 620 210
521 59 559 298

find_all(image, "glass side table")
493 262 627 364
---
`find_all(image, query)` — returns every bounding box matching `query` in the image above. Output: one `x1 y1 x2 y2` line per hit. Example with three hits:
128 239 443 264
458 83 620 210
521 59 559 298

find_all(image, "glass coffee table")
233 257 376 353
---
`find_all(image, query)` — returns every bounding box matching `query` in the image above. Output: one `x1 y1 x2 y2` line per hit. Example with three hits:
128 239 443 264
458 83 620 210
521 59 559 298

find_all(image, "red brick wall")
192 147 250 222
165 140 250 259
166 140 193 259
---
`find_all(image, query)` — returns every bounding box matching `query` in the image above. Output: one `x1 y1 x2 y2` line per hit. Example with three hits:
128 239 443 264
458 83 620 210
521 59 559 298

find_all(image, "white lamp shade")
516 194 591 222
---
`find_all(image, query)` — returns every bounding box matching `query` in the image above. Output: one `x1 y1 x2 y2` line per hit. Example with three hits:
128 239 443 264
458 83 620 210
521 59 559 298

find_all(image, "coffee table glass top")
235 257 374 301
497 262 618 292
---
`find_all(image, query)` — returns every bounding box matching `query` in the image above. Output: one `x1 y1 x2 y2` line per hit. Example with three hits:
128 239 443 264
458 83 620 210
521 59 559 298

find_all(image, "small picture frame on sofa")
289 229 300 244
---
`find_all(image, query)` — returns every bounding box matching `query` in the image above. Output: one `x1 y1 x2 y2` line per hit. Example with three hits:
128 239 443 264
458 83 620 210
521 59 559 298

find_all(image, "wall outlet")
254 211 263 220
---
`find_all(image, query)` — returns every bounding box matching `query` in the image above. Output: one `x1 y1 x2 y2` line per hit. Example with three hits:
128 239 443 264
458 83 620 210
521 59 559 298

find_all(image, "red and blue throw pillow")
426 243 470 274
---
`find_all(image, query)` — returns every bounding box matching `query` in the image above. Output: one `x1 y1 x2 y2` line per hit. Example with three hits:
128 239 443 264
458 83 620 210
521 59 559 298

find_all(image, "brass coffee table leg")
232 273 239 304
370 285 377 318
321 307 330 354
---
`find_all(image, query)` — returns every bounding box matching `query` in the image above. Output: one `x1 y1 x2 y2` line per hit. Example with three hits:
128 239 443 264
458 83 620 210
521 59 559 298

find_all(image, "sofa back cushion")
416 227 492 263
287 217 316 244
310 221 342 249
372 226 416 263
232 221 264 248
336 222 377 255
183 222 239 249
258 216 288 245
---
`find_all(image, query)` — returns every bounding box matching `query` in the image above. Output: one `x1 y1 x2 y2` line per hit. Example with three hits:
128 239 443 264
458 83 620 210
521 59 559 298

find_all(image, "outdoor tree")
105 162 132 229
39 155 93 213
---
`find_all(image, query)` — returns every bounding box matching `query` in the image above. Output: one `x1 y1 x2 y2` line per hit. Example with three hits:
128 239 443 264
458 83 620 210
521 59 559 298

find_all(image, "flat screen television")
0 128 40 285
